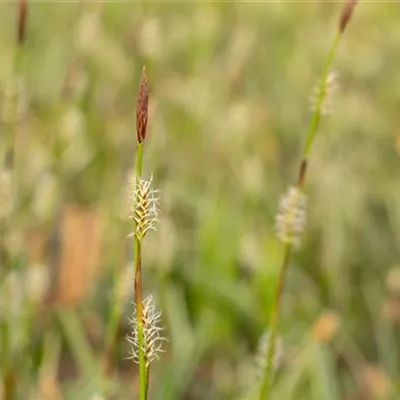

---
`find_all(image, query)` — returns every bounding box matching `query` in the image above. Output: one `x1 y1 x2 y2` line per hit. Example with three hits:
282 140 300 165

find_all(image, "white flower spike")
275 186 307 247
129 177 159 240
127 295 166 367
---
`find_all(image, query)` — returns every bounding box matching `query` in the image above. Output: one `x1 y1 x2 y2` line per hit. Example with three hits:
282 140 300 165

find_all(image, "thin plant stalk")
259 2 358 399
103 141 148 400
302 32 341 158
103 69 149 400
133 142 148 399
134 238 147 399
259 243 292 400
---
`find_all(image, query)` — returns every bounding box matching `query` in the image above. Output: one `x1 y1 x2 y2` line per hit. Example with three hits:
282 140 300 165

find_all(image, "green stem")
302 31 341 158
103 143 146 398
134 143 148 399
259 243 292 400
58 309 99 379
103 254 126 378
259 28 345 400
134 237 148 400
136 143 143 178
58 308 105 397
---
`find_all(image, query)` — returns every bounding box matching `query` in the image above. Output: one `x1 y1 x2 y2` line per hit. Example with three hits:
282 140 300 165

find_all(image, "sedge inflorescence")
310 70 339 116
127 295 165 367
129 177 159 240
275 186 307 247
255 331 283 381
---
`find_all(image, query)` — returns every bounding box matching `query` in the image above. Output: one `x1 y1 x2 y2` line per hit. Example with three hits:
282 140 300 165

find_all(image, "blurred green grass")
0 2 400 399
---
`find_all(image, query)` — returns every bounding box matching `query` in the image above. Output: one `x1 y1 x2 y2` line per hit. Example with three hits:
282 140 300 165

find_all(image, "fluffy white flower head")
275 186 307 247
310 70 338 116
127 295 165 367
129 177 159 240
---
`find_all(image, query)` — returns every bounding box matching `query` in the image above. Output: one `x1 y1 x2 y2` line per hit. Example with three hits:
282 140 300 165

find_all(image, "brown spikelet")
136 67 149 144
17 0 28 45
297 158 308 189
339 0 358 34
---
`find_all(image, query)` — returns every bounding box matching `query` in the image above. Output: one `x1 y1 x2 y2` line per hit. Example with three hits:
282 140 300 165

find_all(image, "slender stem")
103 271 122 377
136 143 143 178
134 239 148 400
103 144 145 381
103 142 147 399
133 142 148 399
302 32 341 158
259 243 292 400
259 28 345 400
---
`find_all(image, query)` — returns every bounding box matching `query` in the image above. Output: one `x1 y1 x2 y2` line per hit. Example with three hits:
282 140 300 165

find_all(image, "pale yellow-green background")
0 2 399 399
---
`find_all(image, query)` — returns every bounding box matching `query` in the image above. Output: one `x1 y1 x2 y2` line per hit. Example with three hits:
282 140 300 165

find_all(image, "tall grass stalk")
133 141 147 399
258 2 358 399
128 67 164 399
103 67 163 400
103 68 148 397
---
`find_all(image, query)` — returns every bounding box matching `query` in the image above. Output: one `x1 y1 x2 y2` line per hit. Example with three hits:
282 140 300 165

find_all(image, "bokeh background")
0 1 400 399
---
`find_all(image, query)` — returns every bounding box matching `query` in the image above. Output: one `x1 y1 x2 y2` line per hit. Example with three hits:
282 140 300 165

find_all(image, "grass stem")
259 20 351 400
259 243 292 400
133 143 148 399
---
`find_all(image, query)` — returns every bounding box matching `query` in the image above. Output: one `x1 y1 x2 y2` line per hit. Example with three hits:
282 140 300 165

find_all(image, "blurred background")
0 1 400 399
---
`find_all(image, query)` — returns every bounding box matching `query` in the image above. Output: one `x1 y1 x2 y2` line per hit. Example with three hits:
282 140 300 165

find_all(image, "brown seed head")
339 0 358 34
17 0 28 46
136 67 149 144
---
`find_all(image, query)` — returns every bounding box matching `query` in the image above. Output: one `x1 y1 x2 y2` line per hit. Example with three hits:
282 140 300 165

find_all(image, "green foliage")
0 2 399 399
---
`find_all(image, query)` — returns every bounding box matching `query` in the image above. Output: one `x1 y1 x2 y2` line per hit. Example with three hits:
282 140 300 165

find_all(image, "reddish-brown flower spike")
136 67 149 144
339 0 358 34
17 0 28 46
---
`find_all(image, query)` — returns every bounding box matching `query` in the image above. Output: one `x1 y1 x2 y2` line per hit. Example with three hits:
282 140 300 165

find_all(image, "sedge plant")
258 1 359 399
103 68 164 400
127 67 165 400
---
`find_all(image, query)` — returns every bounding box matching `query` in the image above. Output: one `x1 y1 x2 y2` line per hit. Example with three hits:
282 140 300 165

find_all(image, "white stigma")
129 177 159 240
127 295 166 367
310 70 338 116
275 186 307 247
